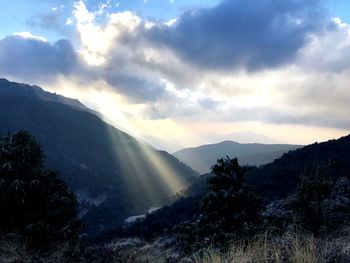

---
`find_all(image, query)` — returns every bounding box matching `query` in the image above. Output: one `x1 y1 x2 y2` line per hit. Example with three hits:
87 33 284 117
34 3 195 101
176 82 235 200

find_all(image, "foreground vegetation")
193 230 350 263
2 230 350 262
75 228 350 262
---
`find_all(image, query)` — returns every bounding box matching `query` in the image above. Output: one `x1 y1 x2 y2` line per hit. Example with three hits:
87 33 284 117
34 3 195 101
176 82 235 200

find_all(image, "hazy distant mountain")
0 78 198 236
174 141 301 174
141 131 282 153
201 131 282 144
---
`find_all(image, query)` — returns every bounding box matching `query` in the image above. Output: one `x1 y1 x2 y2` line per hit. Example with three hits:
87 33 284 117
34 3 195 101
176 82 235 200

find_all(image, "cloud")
102 72 167 102
1 0 350 132
145 0 325 71
70 3 166 102
12 32 47 42
0 34 79 81
298 18 350 72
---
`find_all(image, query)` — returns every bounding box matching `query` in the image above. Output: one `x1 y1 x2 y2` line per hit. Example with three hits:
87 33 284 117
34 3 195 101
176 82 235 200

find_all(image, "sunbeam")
136 142 186 195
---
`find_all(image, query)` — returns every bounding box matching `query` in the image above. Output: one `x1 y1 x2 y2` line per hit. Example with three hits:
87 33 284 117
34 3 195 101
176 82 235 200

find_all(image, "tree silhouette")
0 131 81 249
175 157 262 249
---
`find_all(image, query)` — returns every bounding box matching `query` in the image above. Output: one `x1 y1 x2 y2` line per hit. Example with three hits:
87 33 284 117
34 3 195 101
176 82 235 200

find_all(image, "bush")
265 162 350 233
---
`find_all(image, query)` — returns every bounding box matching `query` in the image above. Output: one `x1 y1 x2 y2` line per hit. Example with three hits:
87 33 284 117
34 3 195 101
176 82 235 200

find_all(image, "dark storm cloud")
103 72 166 102
145 0 325 70
0 34 164 102
0 35 78 80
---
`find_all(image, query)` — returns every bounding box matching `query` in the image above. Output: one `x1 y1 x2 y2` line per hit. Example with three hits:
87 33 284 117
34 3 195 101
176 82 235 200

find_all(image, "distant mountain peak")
174 141 301 174
201 130 282 145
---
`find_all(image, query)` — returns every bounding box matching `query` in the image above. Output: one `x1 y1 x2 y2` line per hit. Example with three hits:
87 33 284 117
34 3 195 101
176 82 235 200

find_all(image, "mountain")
140 131 281 153
0 78 198 236
202 131 282 144
174 140 302 174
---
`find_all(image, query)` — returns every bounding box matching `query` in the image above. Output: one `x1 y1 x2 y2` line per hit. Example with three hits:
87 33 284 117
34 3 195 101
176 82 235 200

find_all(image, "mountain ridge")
0 78 198 237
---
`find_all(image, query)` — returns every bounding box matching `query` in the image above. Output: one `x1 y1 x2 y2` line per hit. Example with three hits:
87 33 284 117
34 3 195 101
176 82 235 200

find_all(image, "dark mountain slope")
248 134 350 203
174 140 301 174
0 78 198 236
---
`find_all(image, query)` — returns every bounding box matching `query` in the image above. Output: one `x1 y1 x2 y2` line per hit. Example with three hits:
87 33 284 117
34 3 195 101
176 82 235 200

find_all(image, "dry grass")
193 230 350 263
81 228 350 263
0 235 81 263
0 234 32 263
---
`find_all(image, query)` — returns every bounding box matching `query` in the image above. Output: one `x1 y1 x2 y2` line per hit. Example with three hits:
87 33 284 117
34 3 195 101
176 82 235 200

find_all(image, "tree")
0 131 81 250
175 157 262 249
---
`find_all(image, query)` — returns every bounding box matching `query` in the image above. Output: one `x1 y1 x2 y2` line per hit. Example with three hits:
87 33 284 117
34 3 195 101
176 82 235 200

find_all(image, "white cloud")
72 1 141 66
66 18 74 25
298 17 350 73
12 32 47 42
73 1 95 24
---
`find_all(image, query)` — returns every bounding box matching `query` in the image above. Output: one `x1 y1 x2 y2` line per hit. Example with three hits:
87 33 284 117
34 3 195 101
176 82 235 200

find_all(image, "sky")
0 0 350 151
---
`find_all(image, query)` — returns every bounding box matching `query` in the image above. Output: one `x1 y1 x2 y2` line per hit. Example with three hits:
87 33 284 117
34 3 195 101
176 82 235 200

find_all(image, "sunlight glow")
73 1 141 66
